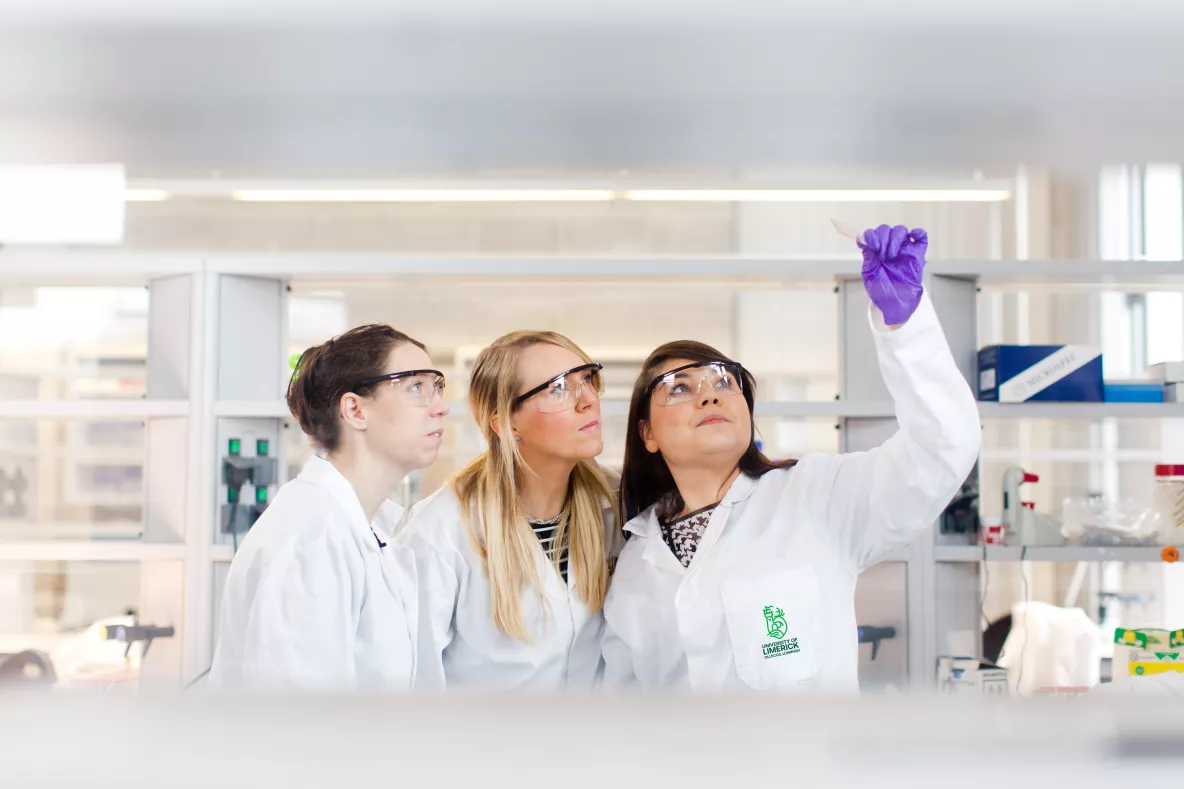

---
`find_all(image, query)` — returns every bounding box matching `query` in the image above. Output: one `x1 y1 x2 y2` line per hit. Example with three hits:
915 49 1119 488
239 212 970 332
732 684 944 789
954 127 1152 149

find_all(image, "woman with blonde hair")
397 330 621 688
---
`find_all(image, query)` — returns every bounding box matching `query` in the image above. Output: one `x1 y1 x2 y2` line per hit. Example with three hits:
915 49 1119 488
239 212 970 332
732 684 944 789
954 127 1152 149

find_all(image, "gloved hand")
859 224 927 325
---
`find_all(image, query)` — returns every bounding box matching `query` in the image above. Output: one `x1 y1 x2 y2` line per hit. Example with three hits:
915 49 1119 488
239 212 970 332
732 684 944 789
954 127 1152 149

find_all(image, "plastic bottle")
1154 465 1184 546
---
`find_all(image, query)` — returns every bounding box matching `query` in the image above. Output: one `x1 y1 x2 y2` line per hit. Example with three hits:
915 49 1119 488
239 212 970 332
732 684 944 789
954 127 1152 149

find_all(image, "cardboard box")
1148 362 1184 383
977 345 1103 402
1104 382 1164 403
1112 628 1184 684
938 657 1009 696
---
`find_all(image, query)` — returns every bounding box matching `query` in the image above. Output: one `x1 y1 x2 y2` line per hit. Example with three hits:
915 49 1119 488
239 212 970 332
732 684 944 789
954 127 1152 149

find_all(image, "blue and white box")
977 345 1104 402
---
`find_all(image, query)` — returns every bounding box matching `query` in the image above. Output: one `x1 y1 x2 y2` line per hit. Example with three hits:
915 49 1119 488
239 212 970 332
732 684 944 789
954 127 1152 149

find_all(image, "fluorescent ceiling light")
124 189 170 202
625 189 1012 202
0 165 126 245
131 182 1014 204
231 189 618 202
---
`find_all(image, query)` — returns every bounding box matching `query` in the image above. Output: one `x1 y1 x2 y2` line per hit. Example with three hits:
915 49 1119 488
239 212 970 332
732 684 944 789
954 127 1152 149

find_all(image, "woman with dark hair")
617 342 798 525
209 324 449 690
602 226 981 691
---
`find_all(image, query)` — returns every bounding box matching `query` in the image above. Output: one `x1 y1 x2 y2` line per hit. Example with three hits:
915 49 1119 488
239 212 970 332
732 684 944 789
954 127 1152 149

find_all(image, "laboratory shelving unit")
2 250 1182 687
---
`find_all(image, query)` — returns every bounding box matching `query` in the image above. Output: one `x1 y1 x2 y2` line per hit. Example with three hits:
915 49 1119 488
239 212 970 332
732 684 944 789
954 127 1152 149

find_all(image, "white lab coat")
601 291 981 692
396 469 623 689
208 455 417 690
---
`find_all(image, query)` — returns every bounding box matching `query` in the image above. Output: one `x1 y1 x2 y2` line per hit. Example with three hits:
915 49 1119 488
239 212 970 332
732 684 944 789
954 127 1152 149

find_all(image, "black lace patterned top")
659 503 719 568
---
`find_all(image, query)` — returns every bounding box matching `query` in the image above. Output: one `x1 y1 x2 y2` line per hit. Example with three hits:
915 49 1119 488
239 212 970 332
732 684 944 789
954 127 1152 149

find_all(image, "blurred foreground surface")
3 690 1184 787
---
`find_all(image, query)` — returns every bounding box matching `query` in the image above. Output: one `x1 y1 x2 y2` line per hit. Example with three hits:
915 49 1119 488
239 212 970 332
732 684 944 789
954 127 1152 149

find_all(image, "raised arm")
810 226 980 570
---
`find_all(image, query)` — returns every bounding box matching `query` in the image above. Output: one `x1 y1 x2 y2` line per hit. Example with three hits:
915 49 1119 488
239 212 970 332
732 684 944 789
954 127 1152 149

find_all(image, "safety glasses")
645 361 745 408
356 369 446 406
514 363 604 413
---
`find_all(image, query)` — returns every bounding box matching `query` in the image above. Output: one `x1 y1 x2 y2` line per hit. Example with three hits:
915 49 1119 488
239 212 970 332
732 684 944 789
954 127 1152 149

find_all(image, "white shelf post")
207 274 288 668
144 273 201 684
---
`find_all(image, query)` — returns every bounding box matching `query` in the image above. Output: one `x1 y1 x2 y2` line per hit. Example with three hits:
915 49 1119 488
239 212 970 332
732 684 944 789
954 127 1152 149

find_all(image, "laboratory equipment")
940 474 980 537
980 515 1006 545
830 218 864 243
856 625 896 660
1097 592 1153 625
0 650 56 687
1002 467 1063 546
221 437 277 537
0 615 175 688
102 622 175 659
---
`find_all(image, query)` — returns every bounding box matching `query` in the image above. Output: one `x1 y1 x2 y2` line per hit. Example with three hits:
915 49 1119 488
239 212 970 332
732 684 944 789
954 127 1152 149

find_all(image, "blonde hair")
453 330 616 642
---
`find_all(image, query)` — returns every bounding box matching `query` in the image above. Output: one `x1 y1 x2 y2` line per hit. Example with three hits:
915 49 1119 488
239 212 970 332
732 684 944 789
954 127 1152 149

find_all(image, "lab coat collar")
625 507 682 573
623 506 659 538
623 471 757 538
372 500 406 543
298 455 405 552
718 471 757 508
624 471 757 572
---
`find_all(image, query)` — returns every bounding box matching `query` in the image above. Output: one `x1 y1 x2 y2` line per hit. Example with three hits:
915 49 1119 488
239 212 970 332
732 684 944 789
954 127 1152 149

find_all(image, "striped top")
529 515 569 583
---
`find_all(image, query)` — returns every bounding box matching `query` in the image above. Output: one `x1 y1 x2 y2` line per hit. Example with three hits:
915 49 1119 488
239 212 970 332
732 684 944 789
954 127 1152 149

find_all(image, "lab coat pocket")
721 568 822 691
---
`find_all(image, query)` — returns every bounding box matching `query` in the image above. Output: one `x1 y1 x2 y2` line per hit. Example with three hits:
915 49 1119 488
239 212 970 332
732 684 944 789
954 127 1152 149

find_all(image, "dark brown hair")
619 340 797 523
286 324 426 452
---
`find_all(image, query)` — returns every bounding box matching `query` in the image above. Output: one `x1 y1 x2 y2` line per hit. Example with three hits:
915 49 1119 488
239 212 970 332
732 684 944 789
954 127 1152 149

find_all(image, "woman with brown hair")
209 324 449 690
602 225 982 691
397 330 622 689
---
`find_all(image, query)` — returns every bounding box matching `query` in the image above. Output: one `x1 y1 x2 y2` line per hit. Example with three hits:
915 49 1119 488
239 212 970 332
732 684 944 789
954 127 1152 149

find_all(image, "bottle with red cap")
1154 464 1184 549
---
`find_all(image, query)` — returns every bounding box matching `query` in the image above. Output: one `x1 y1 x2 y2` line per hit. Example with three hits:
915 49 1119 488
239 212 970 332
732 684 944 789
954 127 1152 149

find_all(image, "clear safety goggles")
645 361 745 408
356 369 446 406
514 363 604 413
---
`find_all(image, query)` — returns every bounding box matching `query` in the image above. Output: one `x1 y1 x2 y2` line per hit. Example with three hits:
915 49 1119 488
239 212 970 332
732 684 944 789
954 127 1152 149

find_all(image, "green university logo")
761 605 800 660
763 605 788 640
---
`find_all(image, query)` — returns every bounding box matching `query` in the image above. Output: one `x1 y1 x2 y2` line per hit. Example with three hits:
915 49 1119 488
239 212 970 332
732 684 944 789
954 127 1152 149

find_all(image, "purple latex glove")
859 224 927 325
